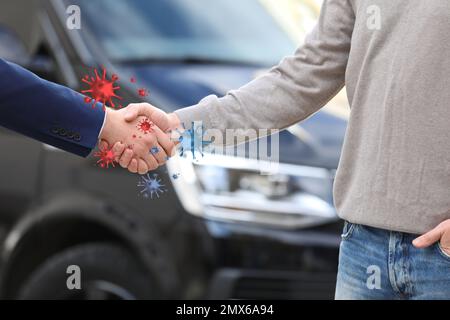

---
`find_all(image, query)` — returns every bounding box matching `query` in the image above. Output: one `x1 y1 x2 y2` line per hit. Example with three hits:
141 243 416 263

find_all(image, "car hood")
116 63 347 169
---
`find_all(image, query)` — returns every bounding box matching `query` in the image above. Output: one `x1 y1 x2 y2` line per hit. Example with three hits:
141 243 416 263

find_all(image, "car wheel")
17 243 157 300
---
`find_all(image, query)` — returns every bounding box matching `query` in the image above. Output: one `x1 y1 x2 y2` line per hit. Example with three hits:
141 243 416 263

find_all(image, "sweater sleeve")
175 0 355 139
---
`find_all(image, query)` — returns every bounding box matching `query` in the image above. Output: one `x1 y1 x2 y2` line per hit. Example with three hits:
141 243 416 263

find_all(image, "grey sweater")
175 0 450 234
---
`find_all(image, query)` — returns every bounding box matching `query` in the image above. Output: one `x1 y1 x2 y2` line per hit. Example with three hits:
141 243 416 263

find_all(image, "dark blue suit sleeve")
0 58 105 157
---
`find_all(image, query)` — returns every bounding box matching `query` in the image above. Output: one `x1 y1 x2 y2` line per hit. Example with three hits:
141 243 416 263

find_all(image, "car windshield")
70 0 297 66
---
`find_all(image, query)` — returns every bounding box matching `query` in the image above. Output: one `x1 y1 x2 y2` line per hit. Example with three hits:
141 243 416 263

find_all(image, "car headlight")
167 154 337 229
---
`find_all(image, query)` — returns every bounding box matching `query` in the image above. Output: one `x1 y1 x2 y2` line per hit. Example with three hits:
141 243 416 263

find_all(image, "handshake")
98 103 182 174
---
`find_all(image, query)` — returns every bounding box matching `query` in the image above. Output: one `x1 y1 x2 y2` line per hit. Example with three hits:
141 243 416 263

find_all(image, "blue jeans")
335 221 450 299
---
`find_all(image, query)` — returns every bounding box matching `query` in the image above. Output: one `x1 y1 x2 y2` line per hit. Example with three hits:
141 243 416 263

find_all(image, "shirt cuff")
97 108 108 139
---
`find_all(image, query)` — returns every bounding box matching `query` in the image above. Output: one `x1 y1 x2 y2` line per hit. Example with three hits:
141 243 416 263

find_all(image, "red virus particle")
130 77 137 83
138 88 149 97
94 145 116 169
81 67 122 110
137 118 154 134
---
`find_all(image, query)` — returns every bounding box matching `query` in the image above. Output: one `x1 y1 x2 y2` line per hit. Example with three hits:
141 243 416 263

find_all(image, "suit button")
67 131 75 139
51 127 60 134
74 133 81 141
59 129 67 137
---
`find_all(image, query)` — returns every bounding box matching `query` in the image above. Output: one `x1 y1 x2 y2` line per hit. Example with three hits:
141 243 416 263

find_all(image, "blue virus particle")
137 173 166 199
173 122 213 159
150 146 159 155
172 173 180 180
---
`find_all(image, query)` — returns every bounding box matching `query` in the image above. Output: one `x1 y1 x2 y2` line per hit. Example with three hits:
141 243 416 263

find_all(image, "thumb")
98 140 109 150
413 224 443 248
124 103 155 122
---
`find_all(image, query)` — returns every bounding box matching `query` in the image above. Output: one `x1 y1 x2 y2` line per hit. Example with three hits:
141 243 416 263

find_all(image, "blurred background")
0 0 349 299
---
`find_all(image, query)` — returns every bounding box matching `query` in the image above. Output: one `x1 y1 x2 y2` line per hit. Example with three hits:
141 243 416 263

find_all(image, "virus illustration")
94 145 116 169
81 67 122 110
137 88 149 97
172 173 180 180
130 77 137 83
137 117 154 134
172 122 213 159
138 174 166 199
150 146 159 155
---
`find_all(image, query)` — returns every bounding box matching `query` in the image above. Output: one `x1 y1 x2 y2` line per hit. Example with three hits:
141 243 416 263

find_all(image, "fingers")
413 224 444 248
119 148 134 168
124 103 171 131
143 153 159 171
98 140 126 163
131 144 166 175
98 140 109 151
112 142 126 161
128 159 138 174
99 140 125 158
117 137 164 175
118 148 157 175
137 159 149 175
149 144 168 164
153 126 176 157
124 103 155 122
134 125 170 169
100 103 176 175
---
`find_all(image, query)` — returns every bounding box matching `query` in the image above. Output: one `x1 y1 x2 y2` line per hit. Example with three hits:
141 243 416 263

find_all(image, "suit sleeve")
175 0 355 141
0 58 105 157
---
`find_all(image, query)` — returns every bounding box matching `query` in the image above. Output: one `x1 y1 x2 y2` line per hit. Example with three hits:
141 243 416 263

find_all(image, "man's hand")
124 103 181 132
413 220 450 255
99 107 174 174
110 103 181 173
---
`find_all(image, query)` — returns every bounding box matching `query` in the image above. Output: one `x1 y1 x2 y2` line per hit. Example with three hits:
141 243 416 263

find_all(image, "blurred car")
0 0 348 299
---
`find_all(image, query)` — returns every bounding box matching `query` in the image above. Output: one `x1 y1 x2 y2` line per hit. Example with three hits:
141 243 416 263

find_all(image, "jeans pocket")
341 221 357 240
436 241 450 261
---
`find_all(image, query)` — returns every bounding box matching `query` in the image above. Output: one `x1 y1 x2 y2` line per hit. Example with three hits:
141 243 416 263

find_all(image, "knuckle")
145 157 155 167
147 158 157 169
146 135 157 145
159 154 167 163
